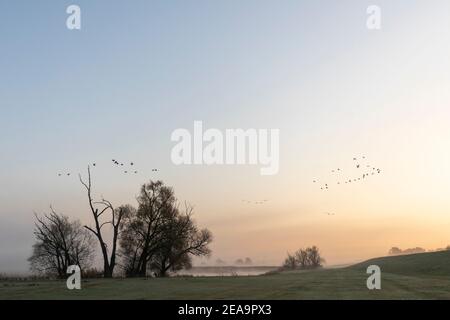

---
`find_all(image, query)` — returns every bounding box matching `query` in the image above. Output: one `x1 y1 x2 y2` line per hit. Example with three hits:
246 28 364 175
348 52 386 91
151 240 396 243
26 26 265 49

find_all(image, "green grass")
1 251 450 300
349 249 450 277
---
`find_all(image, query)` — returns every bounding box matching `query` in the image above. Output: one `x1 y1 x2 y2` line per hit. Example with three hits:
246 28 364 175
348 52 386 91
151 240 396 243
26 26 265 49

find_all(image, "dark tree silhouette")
295 249 309 268
79 166 128 278
282 246 325 270
120 180 212 277
282 253 297 269
28 208 95 278
305 246 324 268
120 181 176 277
150 204 212 277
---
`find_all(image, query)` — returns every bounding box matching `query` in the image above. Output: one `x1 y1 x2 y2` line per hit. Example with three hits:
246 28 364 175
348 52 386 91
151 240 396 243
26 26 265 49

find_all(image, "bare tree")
79 166 128 278
282 246 324 270
28 208 95 278
305 246 324 268
295 249 309 268
282 253 297 269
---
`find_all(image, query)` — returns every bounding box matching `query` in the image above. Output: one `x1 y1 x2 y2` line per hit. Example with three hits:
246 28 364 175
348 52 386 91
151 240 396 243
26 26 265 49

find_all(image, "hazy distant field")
1 251 449 300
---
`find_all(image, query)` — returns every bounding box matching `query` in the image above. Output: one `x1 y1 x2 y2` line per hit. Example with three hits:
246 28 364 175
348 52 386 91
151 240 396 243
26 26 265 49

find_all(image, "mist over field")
1 1 450 302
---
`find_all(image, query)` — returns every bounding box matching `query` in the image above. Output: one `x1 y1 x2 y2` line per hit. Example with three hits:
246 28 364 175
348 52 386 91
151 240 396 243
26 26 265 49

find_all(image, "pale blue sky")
2 1 450 272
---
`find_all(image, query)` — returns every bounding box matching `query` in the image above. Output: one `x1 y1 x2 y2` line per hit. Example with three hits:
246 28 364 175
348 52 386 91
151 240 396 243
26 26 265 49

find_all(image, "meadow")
1 250 449 300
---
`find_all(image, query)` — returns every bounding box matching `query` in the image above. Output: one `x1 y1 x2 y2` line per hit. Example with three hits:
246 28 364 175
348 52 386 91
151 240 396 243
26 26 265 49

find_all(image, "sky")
1 0 450 273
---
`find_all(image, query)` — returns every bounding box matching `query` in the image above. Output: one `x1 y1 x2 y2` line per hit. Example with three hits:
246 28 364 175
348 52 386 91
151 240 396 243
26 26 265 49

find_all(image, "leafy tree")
150 206 212 277
120 180 212 277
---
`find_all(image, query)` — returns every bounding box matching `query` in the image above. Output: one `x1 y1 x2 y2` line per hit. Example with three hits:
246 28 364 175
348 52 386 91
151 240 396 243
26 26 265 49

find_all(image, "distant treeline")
388 246 450 256
213 257 253 266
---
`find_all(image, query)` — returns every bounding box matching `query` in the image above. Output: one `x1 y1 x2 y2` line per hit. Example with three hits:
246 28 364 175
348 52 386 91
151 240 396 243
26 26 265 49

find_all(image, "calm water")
175 266 278 277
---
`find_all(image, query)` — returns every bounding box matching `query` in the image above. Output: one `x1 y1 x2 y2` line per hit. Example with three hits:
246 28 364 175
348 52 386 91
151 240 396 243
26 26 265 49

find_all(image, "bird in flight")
313 155 382 191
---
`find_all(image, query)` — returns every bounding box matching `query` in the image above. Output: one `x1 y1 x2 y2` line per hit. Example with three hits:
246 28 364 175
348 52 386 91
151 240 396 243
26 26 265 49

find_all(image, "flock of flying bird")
241 199 269 205
57 159 159 177
57 155 378 219
313 156 382 191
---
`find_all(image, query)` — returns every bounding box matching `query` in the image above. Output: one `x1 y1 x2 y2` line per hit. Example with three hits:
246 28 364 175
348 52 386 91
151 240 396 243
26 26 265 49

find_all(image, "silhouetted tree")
282 246 325 270
79 166 129 278
119 181 176 277
282 253 297 269
295 249 309 268
120 180 212 277
150 204 212 277
28 208 95 278
305 246 324 268
388 247 402 255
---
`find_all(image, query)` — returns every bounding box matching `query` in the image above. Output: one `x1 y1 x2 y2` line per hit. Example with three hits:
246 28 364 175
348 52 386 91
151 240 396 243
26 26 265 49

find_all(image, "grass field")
1 250 450 300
